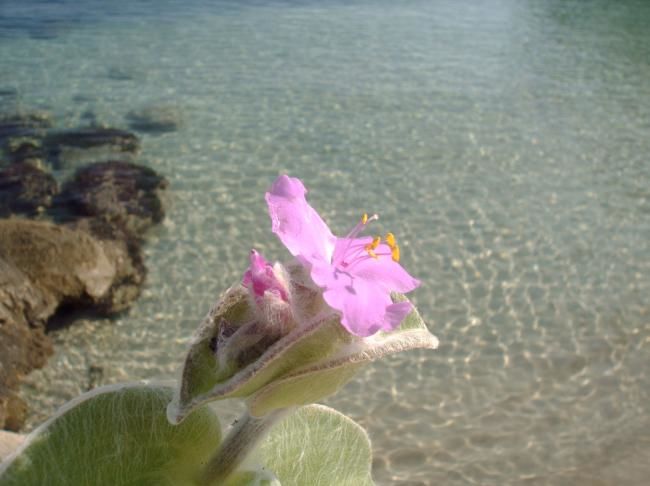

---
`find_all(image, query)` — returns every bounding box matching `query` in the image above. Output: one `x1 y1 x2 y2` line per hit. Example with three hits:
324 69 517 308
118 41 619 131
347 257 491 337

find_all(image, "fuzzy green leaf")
260 405 374 486
0 384 221 486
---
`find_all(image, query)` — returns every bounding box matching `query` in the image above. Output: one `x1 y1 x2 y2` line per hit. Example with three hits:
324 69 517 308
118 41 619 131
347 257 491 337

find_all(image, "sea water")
1 0 649 484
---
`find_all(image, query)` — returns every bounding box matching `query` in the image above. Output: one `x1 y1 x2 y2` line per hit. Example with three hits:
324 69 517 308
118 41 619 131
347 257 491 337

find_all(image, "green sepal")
247 363 365 417
170 291 437 423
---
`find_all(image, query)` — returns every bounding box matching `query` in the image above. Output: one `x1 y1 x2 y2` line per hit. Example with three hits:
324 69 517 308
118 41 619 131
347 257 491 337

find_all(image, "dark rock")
0 162 58 217
0 88 18 98
80 110 97 124
0 112 52 141
126 105 182 134
55 160 168 240
86 365 104 391
44 127 139 153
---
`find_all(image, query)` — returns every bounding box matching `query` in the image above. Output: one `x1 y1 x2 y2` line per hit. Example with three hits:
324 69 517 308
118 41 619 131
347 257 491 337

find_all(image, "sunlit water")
1 0 650 484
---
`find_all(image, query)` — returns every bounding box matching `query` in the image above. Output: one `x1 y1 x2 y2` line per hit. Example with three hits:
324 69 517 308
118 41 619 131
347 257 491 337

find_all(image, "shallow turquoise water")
2 0 650 484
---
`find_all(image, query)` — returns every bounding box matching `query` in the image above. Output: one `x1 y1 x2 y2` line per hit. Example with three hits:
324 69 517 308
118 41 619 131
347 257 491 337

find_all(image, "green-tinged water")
1 0 649 484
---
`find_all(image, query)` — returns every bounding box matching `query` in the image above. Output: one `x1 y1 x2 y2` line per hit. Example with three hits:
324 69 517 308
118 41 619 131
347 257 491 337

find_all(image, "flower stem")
201 408 288 485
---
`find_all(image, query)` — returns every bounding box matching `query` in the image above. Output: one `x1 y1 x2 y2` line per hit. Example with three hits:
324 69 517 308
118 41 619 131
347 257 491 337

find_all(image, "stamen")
364 236 381 259
334 213 383 266
365 236 380 251
385 232 400 262
344 213 377 240
391 244 400 262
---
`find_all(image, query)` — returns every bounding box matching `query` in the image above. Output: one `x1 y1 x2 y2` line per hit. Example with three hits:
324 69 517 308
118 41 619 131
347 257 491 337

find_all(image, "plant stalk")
201 408 288 484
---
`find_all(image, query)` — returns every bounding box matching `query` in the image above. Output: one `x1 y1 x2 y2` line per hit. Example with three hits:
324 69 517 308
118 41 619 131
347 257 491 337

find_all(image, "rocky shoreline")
0 110 169 431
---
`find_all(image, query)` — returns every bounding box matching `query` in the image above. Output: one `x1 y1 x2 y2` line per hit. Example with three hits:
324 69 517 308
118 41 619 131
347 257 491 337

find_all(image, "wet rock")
64 217 147 314
1 392 28 432
126 104 182 133
0 218 152 430
0 162 58 217
0 218 148 315
0 112 52 142
0 258 55 432
56 160 168 240
0 220 118 306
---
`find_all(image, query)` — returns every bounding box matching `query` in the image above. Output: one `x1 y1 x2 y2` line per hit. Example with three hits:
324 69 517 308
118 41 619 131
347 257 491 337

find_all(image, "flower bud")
213 250 295 372
168 252 437 424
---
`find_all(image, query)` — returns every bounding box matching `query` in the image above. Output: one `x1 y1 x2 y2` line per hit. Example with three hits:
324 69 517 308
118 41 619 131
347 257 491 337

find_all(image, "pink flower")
265 175 420 337
242 249 290 304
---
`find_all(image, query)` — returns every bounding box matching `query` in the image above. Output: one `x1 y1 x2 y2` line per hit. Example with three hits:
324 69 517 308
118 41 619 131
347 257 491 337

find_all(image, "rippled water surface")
2 0 650 484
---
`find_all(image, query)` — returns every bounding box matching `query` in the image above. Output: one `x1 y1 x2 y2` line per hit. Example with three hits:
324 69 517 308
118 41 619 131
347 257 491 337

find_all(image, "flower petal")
310 261 407 336
242 249 289 302
266 175 336 264
383 301 414 331
335 238 420 294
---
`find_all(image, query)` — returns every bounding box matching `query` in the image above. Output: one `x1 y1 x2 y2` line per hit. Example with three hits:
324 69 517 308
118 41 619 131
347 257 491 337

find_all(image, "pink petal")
265 175 336 264
383 301 414 331
349 243 420 294
242 249 288 302
310 261 410 336
333 238 420 294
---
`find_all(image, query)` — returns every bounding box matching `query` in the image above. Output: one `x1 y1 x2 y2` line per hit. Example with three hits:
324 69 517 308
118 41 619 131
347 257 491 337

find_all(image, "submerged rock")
44 127 139 153
0 162 58 217
4 137 46 165
56 160 168 240
0 112 52 142
43 127 140 169
106 65 146 81
0 89 18 112
126 104 182 134
0 88 18 98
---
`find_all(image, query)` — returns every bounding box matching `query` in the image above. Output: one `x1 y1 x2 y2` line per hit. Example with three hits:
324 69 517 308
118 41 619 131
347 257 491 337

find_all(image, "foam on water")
2 0 650 484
